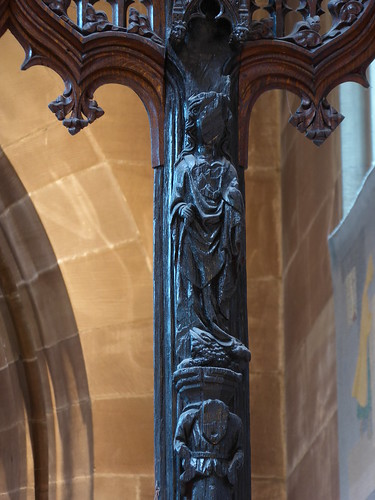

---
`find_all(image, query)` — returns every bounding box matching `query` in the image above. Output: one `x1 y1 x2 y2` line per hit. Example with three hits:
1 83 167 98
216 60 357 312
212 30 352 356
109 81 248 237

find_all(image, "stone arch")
0 149 93 499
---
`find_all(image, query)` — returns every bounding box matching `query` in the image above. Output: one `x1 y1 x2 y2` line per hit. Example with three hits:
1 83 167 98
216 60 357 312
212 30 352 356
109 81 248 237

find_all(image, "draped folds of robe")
171 153 244 359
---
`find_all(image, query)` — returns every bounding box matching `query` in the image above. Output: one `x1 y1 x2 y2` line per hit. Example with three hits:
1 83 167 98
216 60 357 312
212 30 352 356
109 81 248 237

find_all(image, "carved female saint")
171 92 250 368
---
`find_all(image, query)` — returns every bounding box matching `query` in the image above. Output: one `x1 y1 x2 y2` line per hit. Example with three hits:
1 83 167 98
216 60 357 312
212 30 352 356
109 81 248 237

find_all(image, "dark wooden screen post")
1 0 375 498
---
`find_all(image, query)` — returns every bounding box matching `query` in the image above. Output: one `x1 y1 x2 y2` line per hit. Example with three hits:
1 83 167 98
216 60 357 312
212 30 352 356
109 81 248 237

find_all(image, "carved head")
183 92 231 157
200 399 229 445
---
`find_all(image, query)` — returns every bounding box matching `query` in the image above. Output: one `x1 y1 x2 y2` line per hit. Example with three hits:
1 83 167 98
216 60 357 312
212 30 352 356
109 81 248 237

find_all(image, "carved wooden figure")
1 0 375 498
174 399 244 499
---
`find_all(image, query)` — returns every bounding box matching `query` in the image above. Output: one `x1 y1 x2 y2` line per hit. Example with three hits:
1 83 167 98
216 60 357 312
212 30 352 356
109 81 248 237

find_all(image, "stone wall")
281 93 341 499
246 91 286 499
0 31 154 499
0 28 344 500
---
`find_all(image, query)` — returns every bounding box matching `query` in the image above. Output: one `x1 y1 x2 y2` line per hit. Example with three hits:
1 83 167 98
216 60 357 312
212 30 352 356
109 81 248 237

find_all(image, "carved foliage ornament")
42 0 369 48
170 0 369 48
327 0 365 38
81 3 115 34
284 15 322 49
42 0 162 40
289 96 344 146
43 0 70 16
48 83 104 135
127 7 163 44
2 0 371 153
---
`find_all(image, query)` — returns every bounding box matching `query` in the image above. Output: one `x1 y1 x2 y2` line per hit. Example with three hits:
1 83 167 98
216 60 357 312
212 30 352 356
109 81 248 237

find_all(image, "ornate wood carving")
174 399 244 498
238 0 375 166
1 0 375 498
289 96 344 146
169 89 250 497
1 0 165 166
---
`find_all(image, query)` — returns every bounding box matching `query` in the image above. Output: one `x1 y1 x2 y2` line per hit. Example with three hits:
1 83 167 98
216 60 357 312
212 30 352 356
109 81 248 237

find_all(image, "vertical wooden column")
154 1 251 497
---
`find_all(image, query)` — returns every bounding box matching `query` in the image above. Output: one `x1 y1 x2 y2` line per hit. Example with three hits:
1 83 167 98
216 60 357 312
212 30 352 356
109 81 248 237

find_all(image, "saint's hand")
180 461 196 483
179 203 195 223
228 452 243 485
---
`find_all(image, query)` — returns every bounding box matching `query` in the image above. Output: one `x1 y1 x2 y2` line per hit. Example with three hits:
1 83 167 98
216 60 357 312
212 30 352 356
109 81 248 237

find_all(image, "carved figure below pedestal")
174 399 244 499
171 91 250 370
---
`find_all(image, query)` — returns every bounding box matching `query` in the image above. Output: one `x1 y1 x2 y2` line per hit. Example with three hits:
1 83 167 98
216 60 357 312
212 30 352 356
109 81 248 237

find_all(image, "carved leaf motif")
48 83 104 135
289 96 344 146
283 15 321 48
247 18 274 41
127 7 163 44
82 3 113 34
48 84 74 120
326 0 364 38
43 0 70 16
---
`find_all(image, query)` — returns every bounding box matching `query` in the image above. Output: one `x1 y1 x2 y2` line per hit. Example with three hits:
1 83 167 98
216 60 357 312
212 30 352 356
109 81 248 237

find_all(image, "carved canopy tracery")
0 0 165 165
0 0 374 167
238 0 375 164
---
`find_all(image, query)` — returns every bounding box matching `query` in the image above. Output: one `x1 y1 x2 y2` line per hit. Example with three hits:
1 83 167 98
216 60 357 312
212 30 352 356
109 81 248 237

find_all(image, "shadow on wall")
0 148 94 500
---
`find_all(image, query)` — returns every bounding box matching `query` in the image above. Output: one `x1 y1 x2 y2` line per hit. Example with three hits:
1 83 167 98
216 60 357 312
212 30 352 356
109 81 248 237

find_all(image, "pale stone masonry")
0 29 341 499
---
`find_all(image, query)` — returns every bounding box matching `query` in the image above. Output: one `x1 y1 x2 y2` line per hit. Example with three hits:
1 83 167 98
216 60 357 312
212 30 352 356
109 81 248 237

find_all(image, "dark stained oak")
1 0 375 498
